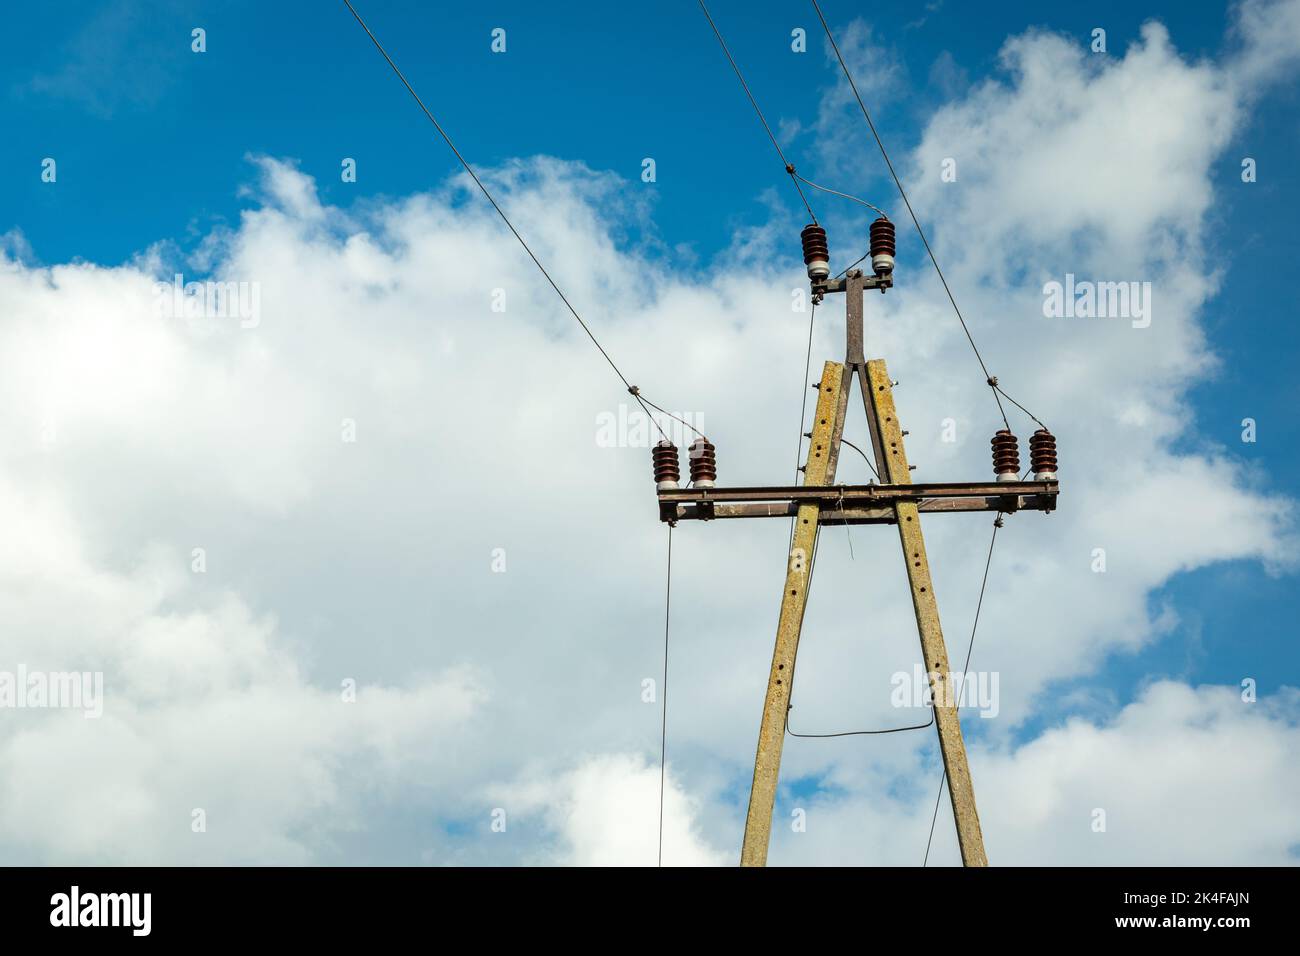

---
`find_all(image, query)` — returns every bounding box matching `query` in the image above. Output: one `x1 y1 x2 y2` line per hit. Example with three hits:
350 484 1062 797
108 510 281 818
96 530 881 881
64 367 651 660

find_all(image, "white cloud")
0 462 484 863
494 754 727 867
1230 0 1300 88
774 682 1300 866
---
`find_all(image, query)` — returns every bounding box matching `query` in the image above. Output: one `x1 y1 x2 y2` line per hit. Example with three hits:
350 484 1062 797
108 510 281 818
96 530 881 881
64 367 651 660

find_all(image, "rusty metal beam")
811 273 892 296
658 480 1058 505
665 495 1055 523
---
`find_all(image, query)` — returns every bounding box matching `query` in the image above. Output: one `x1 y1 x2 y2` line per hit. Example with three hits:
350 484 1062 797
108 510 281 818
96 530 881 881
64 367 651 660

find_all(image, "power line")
787 301 819 554
840 437 880 481
791 171 890 220
793 303 818 481
639 392 707 441
697 0 818 223
340 0 672 439
923 515 1001 865
809 0 1024 432
993 381 1050 431
783 533 935 738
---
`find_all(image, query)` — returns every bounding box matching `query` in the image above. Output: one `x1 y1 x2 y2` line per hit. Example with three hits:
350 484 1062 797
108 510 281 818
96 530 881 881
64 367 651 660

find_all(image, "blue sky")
1 1 1298 864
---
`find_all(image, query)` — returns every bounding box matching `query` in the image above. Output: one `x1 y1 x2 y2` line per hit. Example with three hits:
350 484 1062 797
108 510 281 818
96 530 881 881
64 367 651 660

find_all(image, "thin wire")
341 0 671 442
639 393 707 441
839 489 854 561
792 171 889 220
809 0 1012 432
793 302 818 482
923 516 1001 866
922 768 946 867
640 404 673 445
697 0 818 223
783 533 936 739
835 249 869 279
993 383 1049 431
840 437 880 481
788 709 934 739
789 301 819 552
658 524 673 867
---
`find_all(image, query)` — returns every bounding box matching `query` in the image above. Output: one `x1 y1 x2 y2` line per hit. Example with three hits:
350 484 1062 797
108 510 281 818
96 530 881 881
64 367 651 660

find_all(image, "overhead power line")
341 0 676 439
697 0 819 223
791 171 890 221
810 0 1056 433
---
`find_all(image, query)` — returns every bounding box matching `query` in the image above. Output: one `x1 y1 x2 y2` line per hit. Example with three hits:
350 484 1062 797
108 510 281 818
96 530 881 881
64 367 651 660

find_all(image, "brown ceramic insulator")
800 223 829 266
991 429 1020 477
869 216 895 260
688 438 717 484
652 440 680 486
1029 428 1057 475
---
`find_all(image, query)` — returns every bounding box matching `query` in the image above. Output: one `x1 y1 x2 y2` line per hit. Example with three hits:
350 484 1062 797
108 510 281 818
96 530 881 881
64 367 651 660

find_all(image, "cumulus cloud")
493 754 727 866
0 467 485 864
774 682 1300 866
0 0 1297 865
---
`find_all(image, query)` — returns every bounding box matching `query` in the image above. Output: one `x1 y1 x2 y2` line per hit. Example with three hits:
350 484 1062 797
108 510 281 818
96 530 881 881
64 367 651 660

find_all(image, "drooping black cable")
839 437 880 481
783 534 936 739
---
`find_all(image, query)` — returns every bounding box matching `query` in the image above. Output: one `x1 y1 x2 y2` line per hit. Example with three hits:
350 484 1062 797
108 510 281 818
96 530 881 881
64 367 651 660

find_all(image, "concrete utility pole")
655 242 1059 867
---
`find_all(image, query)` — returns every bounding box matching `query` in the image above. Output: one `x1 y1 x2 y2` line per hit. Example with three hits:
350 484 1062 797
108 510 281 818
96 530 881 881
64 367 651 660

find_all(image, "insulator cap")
688 438 717 488
991 429 1020 481
1029 428 1057 479
652 440 680 489
800 223 830 282
869 217 895 276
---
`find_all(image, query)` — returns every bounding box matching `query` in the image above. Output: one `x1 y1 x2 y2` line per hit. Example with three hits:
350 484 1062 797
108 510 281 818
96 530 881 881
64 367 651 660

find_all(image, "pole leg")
865 359 989 867
740 360 844 866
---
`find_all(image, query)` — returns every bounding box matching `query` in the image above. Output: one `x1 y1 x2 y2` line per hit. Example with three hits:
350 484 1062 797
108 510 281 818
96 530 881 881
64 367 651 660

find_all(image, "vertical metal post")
740 360 844 867
835 269 890 478
865 358 989 866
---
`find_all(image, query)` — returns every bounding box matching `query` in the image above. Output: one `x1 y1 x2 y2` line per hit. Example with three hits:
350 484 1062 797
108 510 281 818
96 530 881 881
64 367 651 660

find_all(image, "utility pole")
652 221 1059 867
